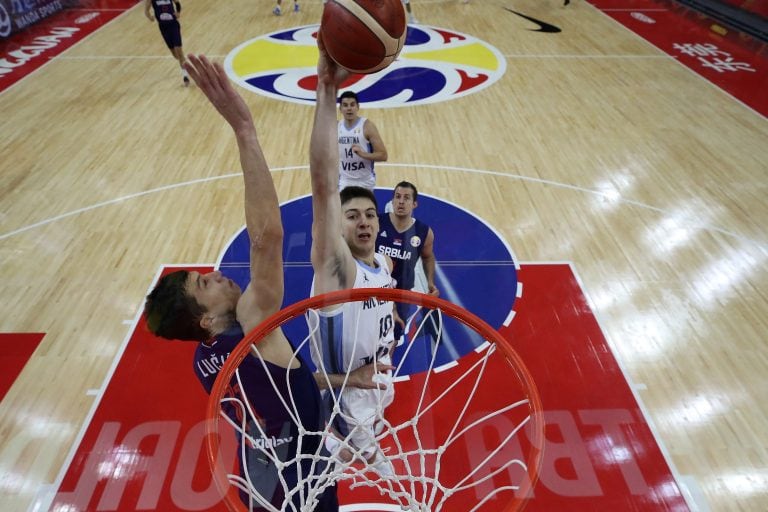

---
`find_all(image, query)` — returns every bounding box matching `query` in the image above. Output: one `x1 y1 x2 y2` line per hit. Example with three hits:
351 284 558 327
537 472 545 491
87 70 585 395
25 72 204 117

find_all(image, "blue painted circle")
217 190 517 375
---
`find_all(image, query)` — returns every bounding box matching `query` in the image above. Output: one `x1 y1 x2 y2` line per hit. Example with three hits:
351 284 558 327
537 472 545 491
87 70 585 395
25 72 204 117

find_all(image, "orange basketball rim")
205 288 544 512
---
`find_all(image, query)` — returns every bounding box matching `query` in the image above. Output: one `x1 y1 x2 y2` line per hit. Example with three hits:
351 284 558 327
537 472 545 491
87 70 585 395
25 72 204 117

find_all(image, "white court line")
569 261 707 512
53 54 227 60
0 3 140 98
1 163 762 247
503 54 675 59
586 0 767 120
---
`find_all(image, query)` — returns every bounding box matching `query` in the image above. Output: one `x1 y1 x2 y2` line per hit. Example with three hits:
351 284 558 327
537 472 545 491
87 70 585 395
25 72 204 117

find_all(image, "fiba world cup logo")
225 25 506 108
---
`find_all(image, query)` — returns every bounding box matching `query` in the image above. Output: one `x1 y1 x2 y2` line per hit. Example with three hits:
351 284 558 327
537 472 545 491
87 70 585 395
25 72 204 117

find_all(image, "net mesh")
206 288 543 512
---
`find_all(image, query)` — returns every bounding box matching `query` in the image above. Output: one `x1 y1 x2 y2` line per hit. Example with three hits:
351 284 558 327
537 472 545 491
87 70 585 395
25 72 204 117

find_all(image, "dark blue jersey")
150 0 178 22
376 213 431 291
193 325 337 511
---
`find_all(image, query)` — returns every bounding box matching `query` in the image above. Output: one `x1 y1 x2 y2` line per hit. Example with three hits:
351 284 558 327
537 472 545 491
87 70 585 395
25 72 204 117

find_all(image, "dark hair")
338 90 359 104
394 181 418 202
144 270 209 341
340 186 378 210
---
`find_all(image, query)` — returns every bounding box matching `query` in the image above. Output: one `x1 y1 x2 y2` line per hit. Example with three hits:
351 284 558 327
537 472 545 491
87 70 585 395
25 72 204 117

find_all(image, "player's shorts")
240 427 339 511
158 20 182 49
308 307 395 456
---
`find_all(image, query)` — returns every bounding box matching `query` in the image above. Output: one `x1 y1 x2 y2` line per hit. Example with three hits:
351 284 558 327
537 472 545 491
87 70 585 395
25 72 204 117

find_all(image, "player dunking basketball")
143 55 338 510
308 40 400 476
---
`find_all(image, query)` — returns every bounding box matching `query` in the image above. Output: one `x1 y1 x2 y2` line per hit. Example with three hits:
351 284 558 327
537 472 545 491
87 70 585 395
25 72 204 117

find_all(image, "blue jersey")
375 213 431 291
150 0 178 22
193 326 338 511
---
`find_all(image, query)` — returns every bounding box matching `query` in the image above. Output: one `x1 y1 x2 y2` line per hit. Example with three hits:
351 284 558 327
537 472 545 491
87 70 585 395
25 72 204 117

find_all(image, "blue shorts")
158 20 182 49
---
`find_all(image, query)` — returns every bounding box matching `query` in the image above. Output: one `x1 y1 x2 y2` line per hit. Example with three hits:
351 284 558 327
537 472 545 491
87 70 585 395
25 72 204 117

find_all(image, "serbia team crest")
225 25 506 107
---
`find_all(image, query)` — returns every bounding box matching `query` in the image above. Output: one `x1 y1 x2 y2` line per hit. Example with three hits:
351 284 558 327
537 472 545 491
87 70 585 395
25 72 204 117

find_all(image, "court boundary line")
0 3 141 97
31 263 213 512
1 163 761 247
584 0 767 119
34 261 705 511
569 261 706 511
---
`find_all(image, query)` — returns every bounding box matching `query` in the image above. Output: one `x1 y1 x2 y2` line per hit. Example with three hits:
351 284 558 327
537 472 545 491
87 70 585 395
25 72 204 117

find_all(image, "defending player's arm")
421 228 439 297
310 41 357 295
184 54 295 366
354 119 388 162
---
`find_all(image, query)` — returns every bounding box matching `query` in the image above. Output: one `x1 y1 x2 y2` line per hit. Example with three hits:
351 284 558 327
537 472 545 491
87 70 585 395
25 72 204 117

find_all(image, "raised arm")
309 40 357 295
184 55 284 333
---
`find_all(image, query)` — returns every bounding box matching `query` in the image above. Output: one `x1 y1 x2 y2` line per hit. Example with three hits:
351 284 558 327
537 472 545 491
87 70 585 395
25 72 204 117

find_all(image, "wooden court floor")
1 0 766 510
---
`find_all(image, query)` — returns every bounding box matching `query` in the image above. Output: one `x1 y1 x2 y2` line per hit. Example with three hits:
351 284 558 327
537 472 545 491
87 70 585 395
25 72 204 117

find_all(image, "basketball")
320 0 407 74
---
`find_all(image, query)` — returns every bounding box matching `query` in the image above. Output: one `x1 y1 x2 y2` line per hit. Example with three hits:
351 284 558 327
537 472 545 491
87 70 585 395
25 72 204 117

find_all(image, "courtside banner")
0 0 138 92
0 0 67 39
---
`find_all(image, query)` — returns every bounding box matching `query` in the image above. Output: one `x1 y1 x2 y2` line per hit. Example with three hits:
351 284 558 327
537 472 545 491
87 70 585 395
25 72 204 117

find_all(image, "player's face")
342 197 379 258
185 270 241 320
339 98 359 122
392 186 417 217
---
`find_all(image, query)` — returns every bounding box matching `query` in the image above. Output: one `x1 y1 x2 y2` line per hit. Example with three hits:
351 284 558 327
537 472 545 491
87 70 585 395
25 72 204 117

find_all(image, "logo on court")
225 25 506 107
504 8 562 33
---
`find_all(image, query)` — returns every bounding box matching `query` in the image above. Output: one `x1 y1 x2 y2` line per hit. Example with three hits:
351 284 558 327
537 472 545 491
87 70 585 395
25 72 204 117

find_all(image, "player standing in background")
337 90 388 191
144 0 190 85
402 0 418 23
376 181 439 341
273 0 300 15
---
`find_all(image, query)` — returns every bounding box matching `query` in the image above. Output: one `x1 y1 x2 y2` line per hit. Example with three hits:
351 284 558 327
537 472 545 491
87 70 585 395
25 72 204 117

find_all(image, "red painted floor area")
588 0 768 116
50 264 689 511
0 333 44 402
0 0 140 92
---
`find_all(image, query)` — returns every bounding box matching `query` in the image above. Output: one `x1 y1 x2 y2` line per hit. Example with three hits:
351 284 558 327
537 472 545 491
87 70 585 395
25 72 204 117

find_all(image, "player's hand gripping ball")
320 0 407 74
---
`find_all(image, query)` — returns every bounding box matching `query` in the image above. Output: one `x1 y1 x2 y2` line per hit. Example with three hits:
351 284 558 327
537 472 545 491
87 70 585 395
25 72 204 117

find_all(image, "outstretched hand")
316 34 349 88
348 361 395 390
184 54 254 132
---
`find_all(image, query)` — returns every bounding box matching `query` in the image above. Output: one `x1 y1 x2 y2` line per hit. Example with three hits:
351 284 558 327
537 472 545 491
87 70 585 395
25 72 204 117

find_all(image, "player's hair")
394 181 418 201
338 90 359 104
144 270 210 341
340 185 378 210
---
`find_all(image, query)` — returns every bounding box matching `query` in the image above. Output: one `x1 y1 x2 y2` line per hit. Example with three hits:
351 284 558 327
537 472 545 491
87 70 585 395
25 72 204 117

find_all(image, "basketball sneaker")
293 2 300 12
272 5 281 15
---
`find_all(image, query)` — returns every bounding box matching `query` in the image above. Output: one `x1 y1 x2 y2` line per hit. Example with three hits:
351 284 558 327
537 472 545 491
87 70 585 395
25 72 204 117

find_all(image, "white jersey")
338 117 376 190
308 253 396 458
307 253 395 457
309 253 395 374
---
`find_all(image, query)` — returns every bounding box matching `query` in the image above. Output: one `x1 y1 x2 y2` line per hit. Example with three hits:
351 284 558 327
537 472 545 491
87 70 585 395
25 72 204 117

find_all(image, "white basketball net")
211 295 540 512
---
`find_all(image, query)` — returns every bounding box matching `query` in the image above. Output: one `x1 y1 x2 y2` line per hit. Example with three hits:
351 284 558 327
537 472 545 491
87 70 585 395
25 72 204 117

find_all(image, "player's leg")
171 47 190 85
402 0 418 24
160 21 188 85
273 0 282 15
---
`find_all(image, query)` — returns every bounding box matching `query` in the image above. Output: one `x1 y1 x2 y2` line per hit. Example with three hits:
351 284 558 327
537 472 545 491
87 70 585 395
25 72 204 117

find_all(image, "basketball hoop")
205 288 543 512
